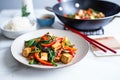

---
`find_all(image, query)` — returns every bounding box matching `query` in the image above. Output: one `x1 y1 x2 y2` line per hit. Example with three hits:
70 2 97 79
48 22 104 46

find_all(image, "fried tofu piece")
22 48 31 57
52 41 61 51
74 15 80 19
40 52 48 61
60 53 72 64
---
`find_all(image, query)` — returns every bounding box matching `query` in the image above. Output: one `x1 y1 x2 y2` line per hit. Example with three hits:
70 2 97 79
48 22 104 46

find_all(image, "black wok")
48 0 120 31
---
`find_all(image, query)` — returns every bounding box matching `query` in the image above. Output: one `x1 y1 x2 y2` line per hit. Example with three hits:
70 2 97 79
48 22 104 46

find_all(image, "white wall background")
0 0 58 11
0 0 120 11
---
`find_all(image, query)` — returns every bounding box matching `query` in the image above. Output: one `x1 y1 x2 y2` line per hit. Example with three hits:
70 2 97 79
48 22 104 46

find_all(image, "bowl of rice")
0 16 37 39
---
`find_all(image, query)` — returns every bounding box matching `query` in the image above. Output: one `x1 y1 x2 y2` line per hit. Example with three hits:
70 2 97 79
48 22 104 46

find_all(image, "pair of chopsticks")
58 22 117 54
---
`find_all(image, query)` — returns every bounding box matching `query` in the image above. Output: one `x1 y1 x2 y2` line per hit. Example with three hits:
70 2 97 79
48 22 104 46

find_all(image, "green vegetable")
29 59 38 64
30 48 41 54
36 42 44 50
31 41 38 46
40 40 50 44
26 40 35 47
29 59 34 64
51 60 58 66
35 47 41 52
22 5 30 17
48 49 55 60
64 37 73 46
46 48 58 66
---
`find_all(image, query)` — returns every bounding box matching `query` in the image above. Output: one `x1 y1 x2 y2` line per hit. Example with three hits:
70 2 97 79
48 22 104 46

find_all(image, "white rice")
4 16 33 31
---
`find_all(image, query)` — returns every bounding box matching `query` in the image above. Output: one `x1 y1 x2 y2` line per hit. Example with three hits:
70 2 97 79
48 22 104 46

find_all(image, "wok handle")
45 6 54 12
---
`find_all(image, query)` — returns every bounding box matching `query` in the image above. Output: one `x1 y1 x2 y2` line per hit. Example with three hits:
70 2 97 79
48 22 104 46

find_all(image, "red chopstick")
58 22 117 54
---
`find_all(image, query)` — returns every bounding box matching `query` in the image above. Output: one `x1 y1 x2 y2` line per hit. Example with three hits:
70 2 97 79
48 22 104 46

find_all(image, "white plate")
11 29 89 69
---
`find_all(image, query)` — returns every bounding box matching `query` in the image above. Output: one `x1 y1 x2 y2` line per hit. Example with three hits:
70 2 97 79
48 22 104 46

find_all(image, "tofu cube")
40 52 48 61
52 41 61 51
60 53 72 64
22 48 31 57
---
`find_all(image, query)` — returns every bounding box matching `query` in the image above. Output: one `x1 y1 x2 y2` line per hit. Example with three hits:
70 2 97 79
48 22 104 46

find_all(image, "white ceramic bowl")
0 20 37 39
11 29 89 69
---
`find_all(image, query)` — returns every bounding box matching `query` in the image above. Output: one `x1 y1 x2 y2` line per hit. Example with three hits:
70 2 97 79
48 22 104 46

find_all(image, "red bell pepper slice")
30 46 35 50
34 52 53 66
65 49 75 57
42 35 48 40
64 46 76 57
56 48 63 57
41 38 63 47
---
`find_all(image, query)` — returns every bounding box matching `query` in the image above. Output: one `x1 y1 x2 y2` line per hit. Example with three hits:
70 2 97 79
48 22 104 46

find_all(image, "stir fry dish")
63 8 105 19
22 32 77 66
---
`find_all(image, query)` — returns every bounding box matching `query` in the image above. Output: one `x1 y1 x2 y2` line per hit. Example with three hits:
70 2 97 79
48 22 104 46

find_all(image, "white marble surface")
0 9 120 80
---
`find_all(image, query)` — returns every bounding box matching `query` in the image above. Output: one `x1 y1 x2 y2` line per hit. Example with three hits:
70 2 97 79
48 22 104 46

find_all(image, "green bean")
29 59 35 64
47 48 57 66
26 40 35 47
29 59 38 64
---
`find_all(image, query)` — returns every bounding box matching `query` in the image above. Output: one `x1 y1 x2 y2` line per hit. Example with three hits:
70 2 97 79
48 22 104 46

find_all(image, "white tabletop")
0 9 120 80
